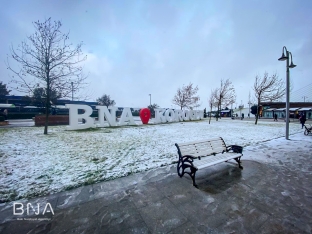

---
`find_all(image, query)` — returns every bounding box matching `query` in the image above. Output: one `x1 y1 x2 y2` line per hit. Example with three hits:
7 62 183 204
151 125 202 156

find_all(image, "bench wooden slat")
180 149 224 157
193 153 242 169
179 140 226 157
177 138 223 147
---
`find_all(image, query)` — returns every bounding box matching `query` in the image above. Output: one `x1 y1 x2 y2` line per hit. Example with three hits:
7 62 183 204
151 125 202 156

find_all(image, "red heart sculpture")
139 108 151 124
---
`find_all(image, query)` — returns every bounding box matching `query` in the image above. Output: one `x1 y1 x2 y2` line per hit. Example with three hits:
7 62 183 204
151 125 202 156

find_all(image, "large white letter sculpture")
154 108 166 124
154 108 204 124
165 109 176 122
119 107 136 125
66 104 94 130
174 109 183 121
66 104 204 130
96 106 117 127
197 110 204 120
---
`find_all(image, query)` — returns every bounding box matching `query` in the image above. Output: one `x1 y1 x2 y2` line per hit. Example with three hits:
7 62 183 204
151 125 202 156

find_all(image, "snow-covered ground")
0 118 303 202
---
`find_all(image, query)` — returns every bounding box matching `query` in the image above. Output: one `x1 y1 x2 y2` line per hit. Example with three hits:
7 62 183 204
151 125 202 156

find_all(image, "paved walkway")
0 132 311 233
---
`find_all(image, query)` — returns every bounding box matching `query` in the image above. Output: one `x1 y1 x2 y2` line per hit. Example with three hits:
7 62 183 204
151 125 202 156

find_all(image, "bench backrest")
176 137 227 158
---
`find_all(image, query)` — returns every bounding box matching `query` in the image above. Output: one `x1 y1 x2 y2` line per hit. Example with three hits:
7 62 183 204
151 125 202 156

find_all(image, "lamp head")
288 51 296 68
278 52 288 61
289 61 297 68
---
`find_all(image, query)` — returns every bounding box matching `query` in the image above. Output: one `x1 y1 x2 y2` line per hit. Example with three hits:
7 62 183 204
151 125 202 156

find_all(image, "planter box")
0 121 9 126
35 115 69 126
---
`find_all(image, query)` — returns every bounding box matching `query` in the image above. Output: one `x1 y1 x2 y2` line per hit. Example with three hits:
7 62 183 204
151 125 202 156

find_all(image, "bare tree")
208 89 217 124
6 18 87 134
190 97 201 110
172 83 200 110
253 72 285 124
213 79 236 121
96 94 116 107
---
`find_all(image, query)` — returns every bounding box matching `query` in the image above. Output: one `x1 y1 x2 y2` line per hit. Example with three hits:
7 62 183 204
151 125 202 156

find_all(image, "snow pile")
0 119 302 202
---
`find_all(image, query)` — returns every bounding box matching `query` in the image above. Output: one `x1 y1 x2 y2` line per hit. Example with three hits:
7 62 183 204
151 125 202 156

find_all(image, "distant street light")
71 82 74 101
149 94 151 106
302 96 308 102
248 91 252 118
278 46 296 140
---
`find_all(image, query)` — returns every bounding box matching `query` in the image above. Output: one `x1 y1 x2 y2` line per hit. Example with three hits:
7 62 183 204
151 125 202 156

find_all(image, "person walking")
3 109 8 120
274 113 278 121
300 113 306 129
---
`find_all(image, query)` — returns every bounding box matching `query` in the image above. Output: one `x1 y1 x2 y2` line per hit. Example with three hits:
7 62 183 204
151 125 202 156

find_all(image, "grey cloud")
1 0 312 108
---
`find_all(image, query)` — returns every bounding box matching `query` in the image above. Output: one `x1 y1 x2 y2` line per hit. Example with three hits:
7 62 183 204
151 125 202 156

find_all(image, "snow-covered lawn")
0 119 302 202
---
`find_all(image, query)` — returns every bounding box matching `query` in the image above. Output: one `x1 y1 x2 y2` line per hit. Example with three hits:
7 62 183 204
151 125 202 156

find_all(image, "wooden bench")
175 137 243 187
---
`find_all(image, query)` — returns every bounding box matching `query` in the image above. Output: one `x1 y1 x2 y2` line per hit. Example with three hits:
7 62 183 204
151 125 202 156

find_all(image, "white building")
233 108 251 118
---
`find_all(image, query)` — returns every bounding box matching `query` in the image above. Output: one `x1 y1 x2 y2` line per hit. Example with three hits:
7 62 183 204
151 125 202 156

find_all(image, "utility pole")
248 91 252 118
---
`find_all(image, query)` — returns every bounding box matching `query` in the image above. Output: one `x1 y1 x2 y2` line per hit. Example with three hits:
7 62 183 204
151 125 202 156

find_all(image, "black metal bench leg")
177 160 184 177
234 157 243 169
190 167 198 188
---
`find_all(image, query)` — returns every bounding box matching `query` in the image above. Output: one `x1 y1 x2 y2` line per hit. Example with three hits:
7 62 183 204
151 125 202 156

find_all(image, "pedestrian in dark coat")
3 109 8 120
300 114 306 129
274 113 278 121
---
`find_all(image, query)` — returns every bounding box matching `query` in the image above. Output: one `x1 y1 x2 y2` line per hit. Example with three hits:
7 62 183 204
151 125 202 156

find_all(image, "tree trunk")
44 74 50 134
44 101 49 134
216 103 220 121
209 105 212 124
255 99 260 125
219 103 222 119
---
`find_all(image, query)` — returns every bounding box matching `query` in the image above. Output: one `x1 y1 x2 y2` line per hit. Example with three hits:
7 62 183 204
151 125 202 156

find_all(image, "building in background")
233 108 250 118
261 102 312 120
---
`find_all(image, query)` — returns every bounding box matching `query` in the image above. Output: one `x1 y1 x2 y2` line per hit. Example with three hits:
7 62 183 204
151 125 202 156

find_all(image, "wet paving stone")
55 184 94 210
138 198 188 233
259 216 310 234
167 221 204 234
127 183 166 209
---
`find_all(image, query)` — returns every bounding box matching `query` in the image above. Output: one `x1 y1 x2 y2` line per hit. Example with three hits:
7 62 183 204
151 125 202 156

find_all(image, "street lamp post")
248 91 252 118
149 94 151 106
278 46 296 140
239 100 243 118
71 82 74 101
302 96 308 102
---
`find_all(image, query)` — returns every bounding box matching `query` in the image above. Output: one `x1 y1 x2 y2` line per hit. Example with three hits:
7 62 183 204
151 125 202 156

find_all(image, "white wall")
233 108 251 117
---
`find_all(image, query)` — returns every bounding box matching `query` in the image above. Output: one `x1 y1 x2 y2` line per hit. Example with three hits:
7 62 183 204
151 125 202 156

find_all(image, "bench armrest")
304 124 312 130
226 145 243 153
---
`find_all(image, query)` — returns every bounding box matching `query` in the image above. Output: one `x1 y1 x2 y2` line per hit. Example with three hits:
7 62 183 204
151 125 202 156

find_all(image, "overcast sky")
1 0 311 109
